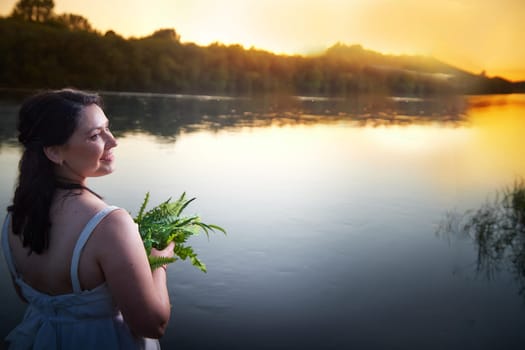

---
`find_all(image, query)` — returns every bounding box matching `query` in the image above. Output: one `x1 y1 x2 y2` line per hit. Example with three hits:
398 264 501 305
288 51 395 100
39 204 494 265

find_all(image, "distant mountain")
319 44 522 95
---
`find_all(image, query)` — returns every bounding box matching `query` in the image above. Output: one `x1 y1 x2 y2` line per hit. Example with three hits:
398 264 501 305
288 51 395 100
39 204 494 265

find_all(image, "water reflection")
0 92 468 145
438 179 525 296
102 93 468 138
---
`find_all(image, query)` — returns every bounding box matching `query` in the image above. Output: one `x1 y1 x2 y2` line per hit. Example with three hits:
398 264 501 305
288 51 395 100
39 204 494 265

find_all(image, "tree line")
0 0 522 96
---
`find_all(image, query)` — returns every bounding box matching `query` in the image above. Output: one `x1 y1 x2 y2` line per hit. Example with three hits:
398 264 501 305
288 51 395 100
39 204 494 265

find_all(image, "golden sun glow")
1 0 524 80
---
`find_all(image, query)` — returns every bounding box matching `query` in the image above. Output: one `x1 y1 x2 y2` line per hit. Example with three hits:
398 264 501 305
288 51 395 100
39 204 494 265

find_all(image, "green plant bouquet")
134 192 226 272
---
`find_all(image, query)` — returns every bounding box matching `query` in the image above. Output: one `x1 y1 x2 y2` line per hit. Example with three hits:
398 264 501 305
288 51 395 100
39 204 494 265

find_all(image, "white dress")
1 206 160 349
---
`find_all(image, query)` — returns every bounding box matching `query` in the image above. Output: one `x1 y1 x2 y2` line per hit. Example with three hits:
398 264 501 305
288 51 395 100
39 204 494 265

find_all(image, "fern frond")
135 191 226 272
206 224 227 234
135 192 150 224
176 196 196 217
148 256 177 270
190 256 207 273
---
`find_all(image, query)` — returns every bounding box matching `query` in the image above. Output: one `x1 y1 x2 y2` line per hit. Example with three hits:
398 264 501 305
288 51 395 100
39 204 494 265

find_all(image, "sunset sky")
2 0 524 81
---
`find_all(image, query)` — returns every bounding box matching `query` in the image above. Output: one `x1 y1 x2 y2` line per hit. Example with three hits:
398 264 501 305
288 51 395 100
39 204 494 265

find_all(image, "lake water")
1 92 525 349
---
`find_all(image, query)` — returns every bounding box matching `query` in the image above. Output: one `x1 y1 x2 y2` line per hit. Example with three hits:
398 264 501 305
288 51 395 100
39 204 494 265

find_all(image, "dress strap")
70 206 119 294
1 213 18 278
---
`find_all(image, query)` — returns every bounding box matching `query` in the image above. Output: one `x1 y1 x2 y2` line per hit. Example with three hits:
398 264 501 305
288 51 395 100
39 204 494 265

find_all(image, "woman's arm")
94 209 174 338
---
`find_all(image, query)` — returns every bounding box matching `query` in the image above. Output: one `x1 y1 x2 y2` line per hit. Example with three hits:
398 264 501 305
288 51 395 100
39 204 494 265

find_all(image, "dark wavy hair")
8 89 103 254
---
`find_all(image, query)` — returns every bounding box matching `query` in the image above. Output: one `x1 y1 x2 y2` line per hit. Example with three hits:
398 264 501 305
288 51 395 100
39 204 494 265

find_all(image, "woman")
1 89 174 349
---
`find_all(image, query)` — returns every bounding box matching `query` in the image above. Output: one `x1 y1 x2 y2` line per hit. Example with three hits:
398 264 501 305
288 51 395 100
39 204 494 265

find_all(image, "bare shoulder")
53 190 139 249
51 189 109 222
95 207 136 236
89 206 142 256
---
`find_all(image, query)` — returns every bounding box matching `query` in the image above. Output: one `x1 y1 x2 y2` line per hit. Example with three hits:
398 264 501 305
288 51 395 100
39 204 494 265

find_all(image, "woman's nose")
105 131 118 148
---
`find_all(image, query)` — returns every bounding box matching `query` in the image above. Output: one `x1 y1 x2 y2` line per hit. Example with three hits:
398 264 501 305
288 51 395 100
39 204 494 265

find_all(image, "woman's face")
55 104 118 184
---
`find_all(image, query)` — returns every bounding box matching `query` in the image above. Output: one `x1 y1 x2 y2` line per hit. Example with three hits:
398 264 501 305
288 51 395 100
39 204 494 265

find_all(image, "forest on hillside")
1 0 523 97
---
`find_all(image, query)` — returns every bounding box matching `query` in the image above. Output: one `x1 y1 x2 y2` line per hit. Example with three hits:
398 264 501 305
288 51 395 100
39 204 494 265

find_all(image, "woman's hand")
150 241 175 260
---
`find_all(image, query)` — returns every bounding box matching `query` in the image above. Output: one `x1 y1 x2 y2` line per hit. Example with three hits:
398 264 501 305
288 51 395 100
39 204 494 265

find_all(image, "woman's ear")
43 146 63 165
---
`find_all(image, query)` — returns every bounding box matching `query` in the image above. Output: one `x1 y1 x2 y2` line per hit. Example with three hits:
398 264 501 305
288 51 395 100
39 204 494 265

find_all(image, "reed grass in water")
438 178 525 294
